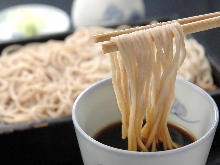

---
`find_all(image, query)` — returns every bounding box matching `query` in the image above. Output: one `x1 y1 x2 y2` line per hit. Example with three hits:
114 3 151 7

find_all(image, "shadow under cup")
72 78 219 165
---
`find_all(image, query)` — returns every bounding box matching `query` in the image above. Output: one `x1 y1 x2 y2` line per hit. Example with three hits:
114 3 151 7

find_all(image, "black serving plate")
0 18 219 165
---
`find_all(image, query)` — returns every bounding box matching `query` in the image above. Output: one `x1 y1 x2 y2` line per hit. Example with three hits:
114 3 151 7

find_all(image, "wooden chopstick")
95 12 220 43
94 12 220 54
182 15 220 34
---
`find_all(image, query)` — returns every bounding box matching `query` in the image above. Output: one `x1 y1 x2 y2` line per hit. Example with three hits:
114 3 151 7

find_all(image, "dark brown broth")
93 121 196 151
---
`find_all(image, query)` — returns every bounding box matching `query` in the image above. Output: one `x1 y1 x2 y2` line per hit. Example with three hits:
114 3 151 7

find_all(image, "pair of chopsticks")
94 12 220 54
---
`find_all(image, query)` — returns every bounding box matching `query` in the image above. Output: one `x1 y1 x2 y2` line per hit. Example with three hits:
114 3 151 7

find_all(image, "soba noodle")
0 27 112 124
109 22 186 151
0 26 214 125
177 38 215 90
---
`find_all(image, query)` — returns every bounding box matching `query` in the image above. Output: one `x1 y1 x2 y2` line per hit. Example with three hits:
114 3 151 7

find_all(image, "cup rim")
72 78 219 156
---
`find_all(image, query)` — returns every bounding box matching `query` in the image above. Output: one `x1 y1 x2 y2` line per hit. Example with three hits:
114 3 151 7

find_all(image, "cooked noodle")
109 22 186 151
150 21 214 90
177 38 215 90
0 25 214 125
0 27 112 124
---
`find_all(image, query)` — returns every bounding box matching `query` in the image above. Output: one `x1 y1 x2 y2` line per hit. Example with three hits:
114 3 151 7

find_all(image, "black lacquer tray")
0 18 219 165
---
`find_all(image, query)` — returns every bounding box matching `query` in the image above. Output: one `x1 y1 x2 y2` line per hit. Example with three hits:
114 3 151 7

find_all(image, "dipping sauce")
94 121 196 151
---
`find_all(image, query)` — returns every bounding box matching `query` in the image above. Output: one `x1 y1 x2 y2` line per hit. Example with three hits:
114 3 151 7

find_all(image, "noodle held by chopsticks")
109 22 186 151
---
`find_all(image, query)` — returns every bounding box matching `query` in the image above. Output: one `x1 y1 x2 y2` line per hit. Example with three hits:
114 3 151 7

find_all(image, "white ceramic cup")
72 0 145 27
72 78 219 165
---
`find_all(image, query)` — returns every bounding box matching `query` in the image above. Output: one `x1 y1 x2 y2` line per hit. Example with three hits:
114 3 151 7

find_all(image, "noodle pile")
109 22 186 151
0 27 112 124
177 38 215 90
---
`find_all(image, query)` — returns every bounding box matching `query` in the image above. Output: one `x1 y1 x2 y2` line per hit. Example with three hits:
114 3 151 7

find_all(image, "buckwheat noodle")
0 27 112 124
109 22 186 151
0 26 214 125
177 38 215 90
